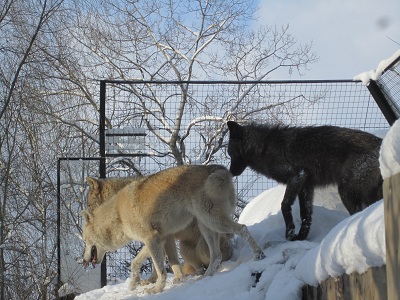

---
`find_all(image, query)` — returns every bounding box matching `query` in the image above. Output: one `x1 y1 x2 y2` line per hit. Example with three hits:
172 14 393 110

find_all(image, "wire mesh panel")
102 80 389 191
105 128 146 155
97 80 389 283
378 61 400 117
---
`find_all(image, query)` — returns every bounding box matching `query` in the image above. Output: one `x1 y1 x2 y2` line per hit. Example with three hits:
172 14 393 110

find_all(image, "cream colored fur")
81 165 265 294
86 175 234 278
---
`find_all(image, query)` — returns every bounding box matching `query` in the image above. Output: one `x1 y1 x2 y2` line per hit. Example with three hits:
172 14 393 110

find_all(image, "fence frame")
96 78 396 289
367 80 397 126
56 76 398 295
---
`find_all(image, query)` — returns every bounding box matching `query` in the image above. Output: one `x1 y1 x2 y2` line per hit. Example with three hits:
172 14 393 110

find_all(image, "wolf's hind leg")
199 213 265 261
218 221 265 260
296 185 314 240
163 235 183 283
197 223 221 277
236 223 265 260
338 170 373 215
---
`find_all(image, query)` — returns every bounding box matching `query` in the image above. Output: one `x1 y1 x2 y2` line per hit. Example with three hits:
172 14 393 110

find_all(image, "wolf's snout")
81 245 97 269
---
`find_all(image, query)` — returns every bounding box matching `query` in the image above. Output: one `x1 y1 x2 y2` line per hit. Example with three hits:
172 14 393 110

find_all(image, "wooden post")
384 173 400 300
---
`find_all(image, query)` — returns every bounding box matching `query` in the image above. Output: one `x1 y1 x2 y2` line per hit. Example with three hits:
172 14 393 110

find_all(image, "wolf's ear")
227 121 243 139
81 210 93 224
86 177 99 191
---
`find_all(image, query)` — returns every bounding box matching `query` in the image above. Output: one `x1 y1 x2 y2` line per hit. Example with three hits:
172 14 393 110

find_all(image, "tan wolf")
85 176 234 278
81 164 265 294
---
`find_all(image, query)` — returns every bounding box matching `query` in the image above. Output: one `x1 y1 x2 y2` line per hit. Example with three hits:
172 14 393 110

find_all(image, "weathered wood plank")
384 173 400 300
302 265 387 299
302 172 400 299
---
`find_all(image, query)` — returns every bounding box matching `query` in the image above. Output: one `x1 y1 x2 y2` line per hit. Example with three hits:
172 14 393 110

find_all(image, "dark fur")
227 121 383 241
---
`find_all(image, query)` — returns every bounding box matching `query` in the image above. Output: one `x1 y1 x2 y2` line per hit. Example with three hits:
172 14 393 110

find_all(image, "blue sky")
255 0 400 79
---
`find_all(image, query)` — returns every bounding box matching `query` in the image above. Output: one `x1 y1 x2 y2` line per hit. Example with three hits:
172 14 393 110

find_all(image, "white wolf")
81 164 265 294
85 175 234 279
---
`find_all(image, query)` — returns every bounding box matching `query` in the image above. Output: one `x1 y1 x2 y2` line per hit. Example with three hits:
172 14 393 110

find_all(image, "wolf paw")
286 228 296 241
203 262 220 277
287 233 307 241
195 267 206 276
286 235 296 241
140 279 152 286
295 230 308 241
172 276 185 284
203 268 216 277
145 285 163 294
128 275 140 290
254 251 266 260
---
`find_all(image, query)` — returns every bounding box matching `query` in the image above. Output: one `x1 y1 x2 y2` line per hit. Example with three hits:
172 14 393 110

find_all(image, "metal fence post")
56 158 61 298
367 80 397 126
99 80 107 287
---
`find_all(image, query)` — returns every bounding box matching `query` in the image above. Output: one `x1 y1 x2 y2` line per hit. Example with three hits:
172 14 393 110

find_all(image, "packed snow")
73 117 400 300
380 118 400 179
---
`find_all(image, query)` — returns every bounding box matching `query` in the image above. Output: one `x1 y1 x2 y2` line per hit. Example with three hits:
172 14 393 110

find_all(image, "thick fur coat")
86 176 233 277
227 121 383 241
81 165 265 294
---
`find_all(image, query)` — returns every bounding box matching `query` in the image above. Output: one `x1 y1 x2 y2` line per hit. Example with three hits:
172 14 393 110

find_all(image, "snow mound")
74 115 400 299
295 200 385 286
380 118 400 179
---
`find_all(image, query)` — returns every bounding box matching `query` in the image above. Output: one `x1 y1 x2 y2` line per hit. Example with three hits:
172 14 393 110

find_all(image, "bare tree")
0 0 318 297
63 0 317 166
0 1 69 299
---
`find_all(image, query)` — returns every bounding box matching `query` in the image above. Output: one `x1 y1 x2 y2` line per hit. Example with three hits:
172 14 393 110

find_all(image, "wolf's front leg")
129 245 150 290
282 171 308 241
145 236 167 294
128 274 141 291
140 271 156 286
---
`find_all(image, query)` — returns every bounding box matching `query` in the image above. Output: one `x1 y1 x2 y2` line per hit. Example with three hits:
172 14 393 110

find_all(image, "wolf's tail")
205 169 236 208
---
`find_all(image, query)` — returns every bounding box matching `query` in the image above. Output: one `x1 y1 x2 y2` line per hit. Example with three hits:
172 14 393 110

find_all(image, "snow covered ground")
73 183 384 300
74 52 400 300
75 116 400 299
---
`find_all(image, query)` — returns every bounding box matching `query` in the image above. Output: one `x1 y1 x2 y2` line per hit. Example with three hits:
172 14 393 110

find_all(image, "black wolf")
227 121 383 241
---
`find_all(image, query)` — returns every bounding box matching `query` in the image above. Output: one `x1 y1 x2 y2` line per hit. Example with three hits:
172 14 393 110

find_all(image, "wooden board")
384 173 400 300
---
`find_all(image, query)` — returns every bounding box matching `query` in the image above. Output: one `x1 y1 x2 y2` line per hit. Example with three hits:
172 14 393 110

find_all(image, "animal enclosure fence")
375 54 400 119
99 79 391 201
58 78 395 295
